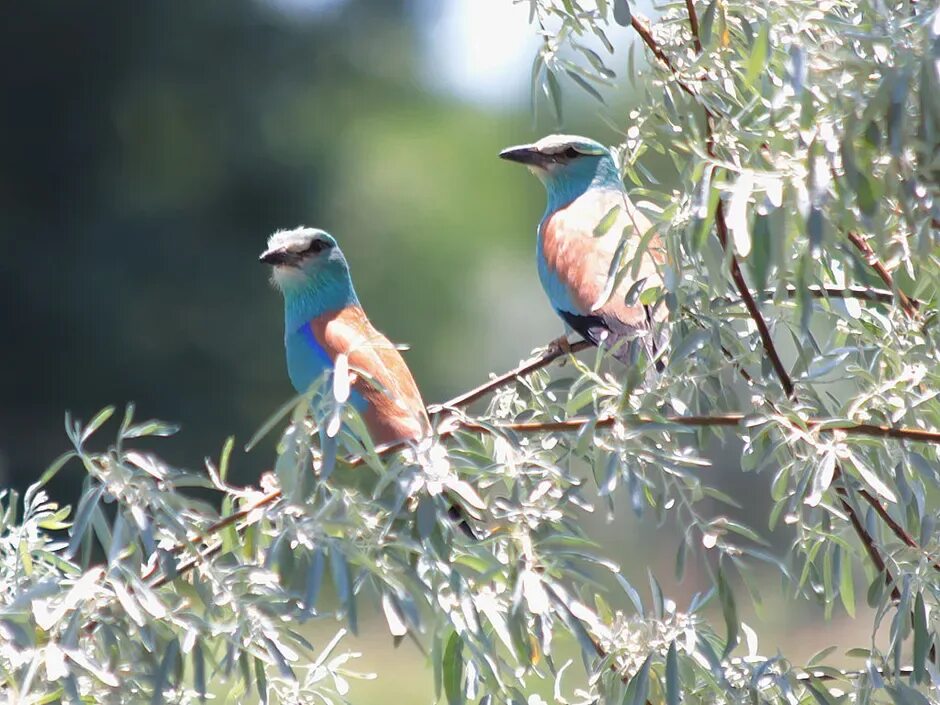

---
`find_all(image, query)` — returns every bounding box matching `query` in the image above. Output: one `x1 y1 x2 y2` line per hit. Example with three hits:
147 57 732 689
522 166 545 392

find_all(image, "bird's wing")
309 306 430 445
541 188 666 331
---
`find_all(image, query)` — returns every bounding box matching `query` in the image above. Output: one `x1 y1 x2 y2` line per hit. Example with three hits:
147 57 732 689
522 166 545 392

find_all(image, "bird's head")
260 227 354 301
499 134 621 206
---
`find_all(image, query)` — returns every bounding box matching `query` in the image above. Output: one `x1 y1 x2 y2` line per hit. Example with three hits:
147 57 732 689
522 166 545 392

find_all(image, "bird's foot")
546 335 573 363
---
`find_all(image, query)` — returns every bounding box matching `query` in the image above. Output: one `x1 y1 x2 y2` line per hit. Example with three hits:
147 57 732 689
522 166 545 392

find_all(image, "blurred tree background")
0 0 610 497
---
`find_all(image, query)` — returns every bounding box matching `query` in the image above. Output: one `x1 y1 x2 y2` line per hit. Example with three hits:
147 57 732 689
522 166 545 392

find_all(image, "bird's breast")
538 188 663 319
285 324 334 395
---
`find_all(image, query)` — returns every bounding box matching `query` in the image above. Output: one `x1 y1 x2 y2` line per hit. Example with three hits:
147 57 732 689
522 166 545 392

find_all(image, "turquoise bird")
500 135 666 365
260 227 429 446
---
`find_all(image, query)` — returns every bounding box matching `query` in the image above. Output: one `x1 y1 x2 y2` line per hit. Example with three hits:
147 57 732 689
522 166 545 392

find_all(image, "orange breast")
540 190 666 327
310 306 430 445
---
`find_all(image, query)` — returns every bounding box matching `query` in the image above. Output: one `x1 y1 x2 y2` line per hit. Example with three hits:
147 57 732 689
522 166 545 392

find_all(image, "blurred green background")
0 0 874 698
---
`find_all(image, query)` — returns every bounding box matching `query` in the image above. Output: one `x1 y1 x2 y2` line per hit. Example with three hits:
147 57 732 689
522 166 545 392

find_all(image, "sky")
417 0 541 108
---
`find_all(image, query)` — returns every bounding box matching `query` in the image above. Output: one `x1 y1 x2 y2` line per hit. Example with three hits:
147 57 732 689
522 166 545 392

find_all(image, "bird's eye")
306 239 332 255
562 147 580 159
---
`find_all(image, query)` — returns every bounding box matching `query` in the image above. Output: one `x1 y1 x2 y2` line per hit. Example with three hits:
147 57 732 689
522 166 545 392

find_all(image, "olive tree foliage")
2 0 940 703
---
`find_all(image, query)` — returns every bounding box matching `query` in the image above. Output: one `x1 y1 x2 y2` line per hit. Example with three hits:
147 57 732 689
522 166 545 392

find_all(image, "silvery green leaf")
613 0 631 26
590 231 630 312
442 632 464 705
718 564 739 657
382 592 408 637
728 171 754 257
593 205 621 237
80 406 115 444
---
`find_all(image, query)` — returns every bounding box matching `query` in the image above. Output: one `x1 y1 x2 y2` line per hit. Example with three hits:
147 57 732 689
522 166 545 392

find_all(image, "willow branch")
460 413 940 444
427 339 592 414
770 285 922 308
835 474 902 601
846 231 918 318
629 14 708 110
713 204 795 398
684 0 703 53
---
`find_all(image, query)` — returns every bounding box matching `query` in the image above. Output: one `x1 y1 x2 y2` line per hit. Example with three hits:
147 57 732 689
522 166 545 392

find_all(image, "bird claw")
546 335 573 363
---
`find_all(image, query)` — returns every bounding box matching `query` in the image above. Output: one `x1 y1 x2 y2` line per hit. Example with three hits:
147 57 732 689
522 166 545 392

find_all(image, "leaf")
445 479 486 511
333 353 350 403
564 69 605 103
717 564 739 657
193 642 207 703
593 205 621 237
665 641 680 705
616 574 645 616
728 171 754 256
443 632 464 705
330 549 357 634
521 570 550 614
255 658 268 705
700 0 717 45
913 592 928 683
33 452 76 493
648 570 664 619
151 639 179 705
218 436 234 483
543 69 563 125
613 0 631 26
669 330 710 364
806 452 836 507
628 653 652 705
123 419 180 438
67 485 104 558
590 231 630 311
304 549 325 613
848 451 897 504
744 24 769 87
80 406 115 444
382 593 408 637
839 551 855 618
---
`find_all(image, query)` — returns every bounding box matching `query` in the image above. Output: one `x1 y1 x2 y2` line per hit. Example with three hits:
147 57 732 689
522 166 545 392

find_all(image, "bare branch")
713 202 796 398
846 231 918 318
427 339 593 414
684 0 703 53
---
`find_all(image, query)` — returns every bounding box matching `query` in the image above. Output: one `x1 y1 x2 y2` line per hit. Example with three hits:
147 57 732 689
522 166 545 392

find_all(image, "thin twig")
836 475 902 601
684 0 703 53
714 193 795 399
629 14 707 108
846 232 918 318
770 285 921 308
459 414 940 444
427 339 592 414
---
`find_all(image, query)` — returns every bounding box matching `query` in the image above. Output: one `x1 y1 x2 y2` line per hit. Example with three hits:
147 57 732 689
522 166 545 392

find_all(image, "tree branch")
835 475 902 601
713 203 796 398
629 14 708 110
427 339 593 414
461 413 940 444
769 285 922 308
846 231 918 318
684 0 703 53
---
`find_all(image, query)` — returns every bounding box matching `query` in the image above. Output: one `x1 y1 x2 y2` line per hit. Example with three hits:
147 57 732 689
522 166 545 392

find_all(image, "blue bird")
500 134 666 364
260 227 429 446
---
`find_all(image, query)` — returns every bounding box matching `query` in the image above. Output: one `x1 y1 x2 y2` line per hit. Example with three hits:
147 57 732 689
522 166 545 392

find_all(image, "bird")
259 226 430 446
499 134 666 367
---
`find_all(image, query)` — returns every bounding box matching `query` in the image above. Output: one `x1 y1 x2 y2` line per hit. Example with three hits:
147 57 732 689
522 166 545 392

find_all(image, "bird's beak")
259 248 290 266
498 144 547 167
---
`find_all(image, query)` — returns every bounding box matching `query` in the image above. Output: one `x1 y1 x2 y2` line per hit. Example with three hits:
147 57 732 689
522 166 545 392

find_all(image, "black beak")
498 144 546 167
259 248 290 265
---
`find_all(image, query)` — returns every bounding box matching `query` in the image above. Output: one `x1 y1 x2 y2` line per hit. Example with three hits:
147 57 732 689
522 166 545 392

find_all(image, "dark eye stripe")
305 239 331 254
